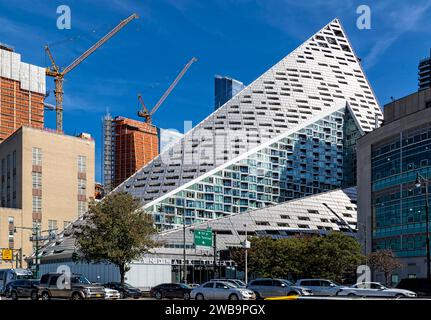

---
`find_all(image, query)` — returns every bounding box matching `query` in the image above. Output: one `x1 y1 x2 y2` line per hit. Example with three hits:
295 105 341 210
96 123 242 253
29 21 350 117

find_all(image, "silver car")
295 279 347 296
191 281 255 300
336 282 417 298
247 278 313 299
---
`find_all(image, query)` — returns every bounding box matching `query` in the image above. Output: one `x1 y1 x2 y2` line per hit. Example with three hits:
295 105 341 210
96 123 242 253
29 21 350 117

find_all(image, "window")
78 201 86 215
48 220 57 231
32 196 42 213
77 155 86 173
8 217 14 238
203 283 214 288
78 179 86 195
32 172 42 189
255 221 270 226
32 147 42 165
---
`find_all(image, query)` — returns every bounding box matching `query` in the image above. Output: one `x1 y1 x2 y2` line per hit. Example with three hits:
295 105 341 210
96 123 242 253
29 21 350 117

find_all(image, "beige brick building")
0 126 94 268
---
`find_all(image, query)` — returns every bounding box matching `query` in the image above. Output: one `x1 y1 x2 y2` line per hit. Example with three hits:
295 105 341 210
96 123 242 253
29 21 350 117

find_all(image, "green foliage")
230 233 363 282
74 192 157 283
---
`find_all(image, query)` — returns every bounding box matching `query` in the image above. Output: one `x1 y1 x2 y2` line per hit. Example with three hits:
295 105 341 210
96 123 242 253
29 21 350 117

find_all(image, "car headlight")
240 290 251 296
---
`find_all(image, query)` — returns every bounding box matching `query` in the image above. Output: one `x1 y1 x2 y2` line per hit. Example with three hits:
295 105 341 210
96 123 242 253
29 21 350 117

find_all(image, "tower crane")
137 57 197 125
45 13 139 132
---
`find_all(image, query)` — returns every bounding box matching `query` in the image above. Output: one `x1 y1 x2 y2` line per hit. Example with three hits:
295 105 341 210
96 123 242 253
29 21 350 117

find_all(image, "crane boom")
45 13 139 133
149 57 197 116
62 13 139 75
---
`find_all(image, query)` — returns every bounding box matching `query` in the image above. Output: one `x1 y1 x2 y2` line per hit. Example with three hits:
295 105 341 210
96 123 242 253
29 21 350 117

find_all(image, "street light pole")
244 224 248 284
182 206 187 284
415 173 431 280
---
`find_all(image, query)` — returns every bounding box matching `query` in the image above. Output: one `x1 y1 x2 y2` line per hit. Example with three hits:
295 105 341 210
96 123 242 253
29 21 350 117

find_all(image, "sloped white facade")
115 18 382 230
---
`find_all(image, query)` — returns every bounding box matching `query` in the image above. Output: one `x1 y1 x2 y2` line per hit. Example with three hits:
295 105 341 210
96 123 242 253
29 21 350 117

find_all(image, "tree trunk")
119 263 126 284
385 272 390 286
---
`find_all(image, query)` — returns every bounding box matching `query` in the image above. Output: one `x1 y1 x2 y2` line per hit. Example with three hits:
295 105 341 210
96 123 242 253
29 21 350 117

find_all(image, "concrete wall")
39 261 172 291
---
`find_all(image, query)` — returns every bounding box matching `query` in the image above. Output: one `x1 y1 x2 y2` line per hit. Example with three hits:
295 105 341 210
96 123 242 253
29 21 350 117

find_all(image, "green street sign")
194 229 213 249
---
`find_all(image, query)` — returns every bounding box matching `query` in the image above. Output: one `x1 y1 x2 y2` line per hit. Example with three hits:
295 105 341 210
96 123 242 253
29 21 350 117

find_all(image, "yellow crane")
137 57 197 125
45 13 139 132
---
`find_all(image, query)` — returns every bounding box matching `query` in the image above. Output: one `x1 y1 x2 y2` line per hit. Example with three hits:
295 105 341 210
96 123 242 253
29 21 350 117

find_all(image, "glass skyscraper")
214 75 245 110
358 87 431 280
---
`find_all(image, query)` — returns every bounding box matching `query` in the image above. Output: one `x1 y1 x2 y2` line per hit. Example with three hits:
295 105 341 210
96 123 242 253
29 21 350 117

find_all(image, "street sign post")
194 229 213 250
1 248 13 261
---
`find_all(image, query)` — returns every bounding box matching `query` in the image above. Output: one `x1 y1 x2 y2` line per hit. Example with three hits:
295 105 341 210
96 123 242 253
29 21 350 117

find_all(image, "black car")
396 278 431 296
150 283 192 300
104 282 142 299
5 279 39 300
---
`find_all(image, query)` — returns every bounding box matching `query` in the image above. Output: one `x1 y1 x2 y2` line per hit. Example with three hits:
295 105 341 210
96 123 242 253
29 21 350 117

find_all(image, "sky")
0 0 430 181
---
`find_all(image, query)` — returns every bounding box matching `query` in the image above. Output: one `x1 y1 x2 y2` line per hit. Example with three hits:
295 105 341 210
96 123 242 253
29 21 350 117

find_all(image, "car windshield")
71 275 91 284
282 280 293 286
221 282 236 288
179 284 191 289
233 280 246 286
330 281 341 286
122 283 135 289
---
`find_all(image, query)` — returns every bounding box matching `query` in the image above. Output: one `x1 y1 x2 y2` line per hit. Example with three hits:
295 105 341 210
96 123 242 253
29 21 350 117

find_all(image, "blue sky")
0 0 430 181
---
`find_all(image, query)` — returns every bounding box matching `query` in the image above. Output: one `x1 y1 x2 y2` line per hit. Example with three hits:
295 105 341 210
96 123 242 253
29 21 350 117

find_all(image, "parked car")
211 279 246 288
104 287 121 300
37 273 106 300
104 282 142 299
150 283 192 300
336 282 417 298
247 278 312 299
5 279 39 300
0 269 33 296
295 279 346 296
396 278 431 297
191 281 255 300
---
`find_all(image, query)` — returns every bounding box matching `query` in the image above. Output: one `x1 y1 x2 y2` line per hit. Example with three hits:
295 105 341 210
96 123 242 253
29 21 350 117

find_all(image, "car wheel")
183 292 191 300
195 293 204 300
119 292 125 299
395 293 405 299
41 292 51 301
253 291 262 300
229 294 239 300
347 293 356 297
72 292 83 300
11 291 18 300
155 291 162 300
287 291 298 296
31 291 38 301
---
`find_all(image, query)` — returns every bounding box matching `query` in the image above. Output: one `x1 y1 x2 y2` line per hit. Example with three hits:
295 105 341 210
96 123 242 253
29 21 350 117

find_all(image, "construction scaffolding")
102 115 159 193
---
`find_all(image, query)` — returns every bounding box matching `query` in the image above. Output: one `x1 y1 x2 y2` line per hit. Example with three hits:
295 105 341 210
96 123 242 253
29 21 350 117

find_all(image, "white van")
0 269 33 295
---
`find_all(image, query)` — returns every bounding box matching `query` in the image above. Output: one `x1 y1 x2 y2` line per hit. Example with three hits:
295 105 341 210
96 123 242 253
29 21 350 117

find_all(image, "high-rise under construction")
102 115 159 193
0 44 46 142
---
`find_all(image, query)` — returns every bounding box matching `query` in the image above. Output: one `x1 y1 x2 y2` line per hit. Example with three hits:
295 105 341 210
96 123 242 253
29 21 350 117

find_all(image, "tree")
74 192 157 283
367 249 402 286
230 233 363 282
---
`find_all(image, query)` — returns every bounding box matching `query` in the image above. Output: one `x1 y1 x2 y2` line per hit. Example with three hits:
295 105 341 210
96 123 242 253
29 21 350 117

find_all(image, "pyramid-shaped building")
115 18 382 230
